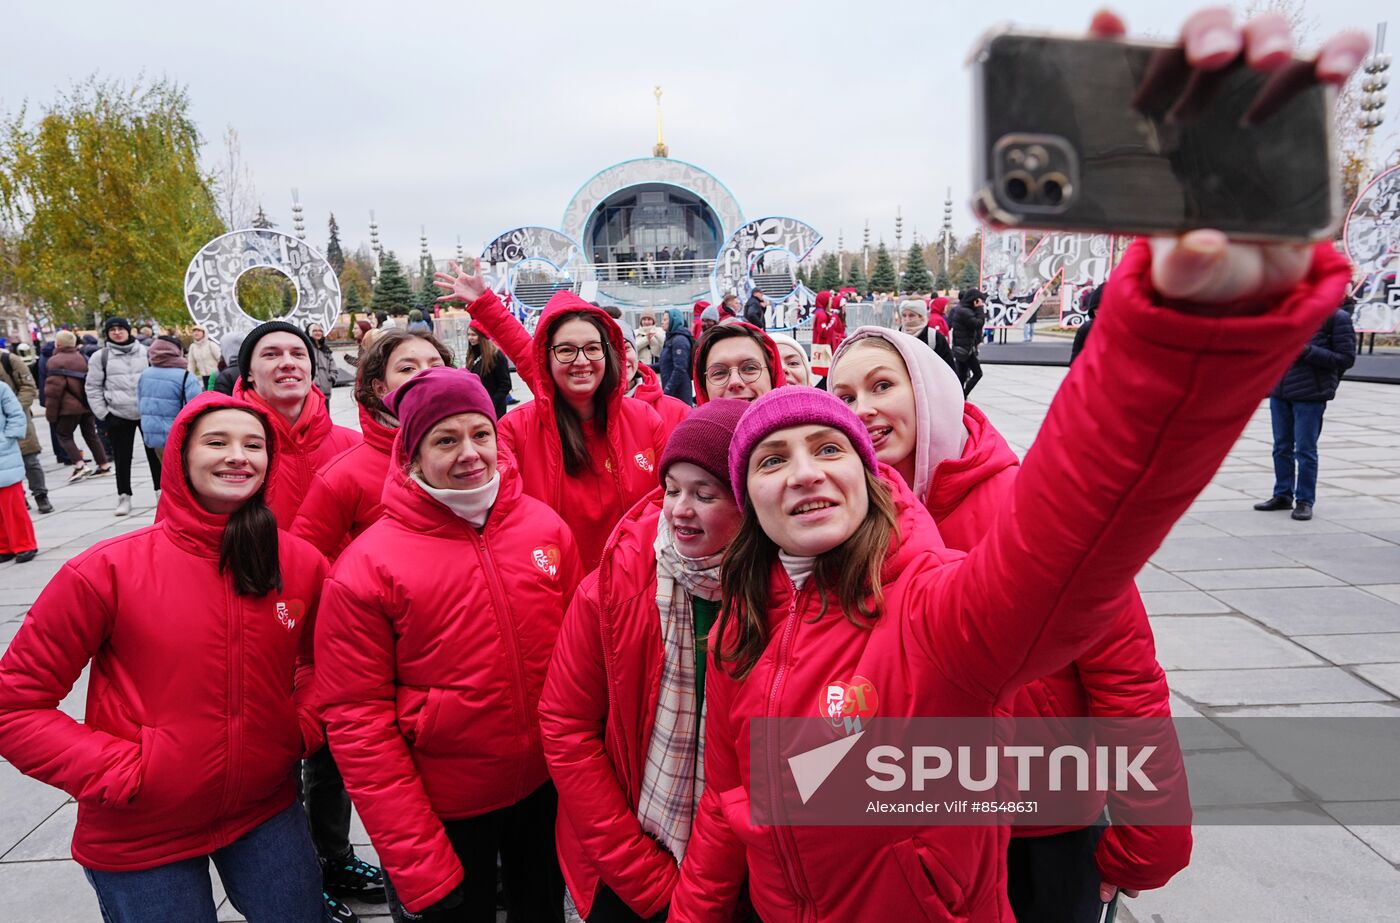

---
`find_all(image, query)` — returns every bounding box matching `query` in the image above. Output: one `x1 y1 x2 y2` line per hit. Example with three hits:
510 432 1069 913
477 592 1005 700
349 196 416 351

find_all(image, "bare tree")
212 126 258 230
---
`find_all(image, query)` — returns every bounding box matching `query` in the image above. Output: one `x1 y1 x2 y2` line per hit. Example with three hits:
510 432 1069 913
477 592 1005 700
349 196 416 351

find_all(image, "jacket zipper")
473 529 532 803
219 582 245 846
765 580 818 920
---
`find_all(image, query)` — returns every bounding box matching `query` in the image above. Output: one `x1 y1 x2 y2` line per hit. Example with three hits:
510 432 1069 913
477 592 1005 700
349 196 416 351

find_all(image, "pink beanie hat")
385 366 497 459
728 386 878 509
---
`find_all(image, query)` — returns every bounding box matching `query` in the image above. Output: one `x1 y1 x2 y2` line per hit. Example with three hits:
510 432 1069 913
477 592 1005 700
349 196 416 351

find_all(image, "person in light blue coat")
136 337 201 458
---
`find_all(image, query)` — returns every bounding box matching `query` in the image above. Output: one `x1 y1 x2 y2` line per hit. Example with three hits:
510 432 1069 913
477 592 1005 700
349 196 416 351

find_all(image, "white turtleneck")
411 472 500 529
779 549 817 590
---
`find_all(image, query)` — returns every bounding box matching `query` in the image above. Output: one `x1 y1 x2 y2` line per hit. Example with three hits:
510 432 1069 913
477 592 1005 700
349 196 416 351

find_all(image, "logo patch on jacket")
822 676 878 735
634 449 655 473
275 599 305 631
532 545 561 579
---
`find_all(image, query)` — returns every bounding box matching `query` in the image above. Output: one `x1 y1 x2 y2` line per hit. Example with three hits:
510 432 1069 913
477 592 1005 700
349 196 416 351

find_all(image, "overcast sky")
4 0 1393 262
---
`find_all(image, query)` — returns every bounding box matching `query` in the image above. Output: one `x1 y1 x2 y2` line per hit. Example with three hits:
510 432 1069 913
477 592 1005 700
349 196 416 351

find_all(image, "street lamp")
894 207 903 291
1359 22 1390 184
942 188 953 277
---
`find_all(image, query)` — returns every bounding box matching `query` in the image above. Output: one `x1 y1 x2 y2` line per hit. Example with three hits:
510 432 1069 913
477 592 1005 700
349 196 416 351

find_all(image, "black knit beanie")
103 316 132 339
238 320 317 387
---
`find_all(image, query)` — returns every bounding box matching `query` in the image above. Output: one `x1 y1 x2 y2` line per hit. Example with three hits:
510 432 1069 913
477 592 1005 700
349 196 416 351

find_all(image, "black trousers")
385 782 564 923
586 885 667 922
104 415 161 495
954 347 983 397
301 744 353 861
1006 823 1108 923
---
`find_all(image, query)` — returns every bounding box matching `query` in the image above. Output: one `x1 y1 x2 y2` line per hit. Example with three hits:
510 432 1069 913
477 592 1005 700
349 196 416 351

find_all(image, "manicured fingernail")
1252 35 1292 62
1195 28 1241 62
1318 47 1364 79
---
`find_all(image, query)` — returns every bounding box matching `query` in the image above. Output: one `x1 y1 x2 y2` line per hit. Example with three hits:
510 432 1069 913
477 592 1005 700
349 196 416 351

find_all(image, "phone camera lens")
1039 173 1070 207
1005 173 1032 202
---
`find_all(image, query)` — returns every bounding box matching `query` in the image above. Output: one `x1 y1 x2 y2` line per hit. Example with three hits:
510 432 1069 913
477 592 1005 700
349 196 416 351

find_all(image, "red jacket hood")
233 378 333 451
923 403 1020 523
357 404 397 457
692 321 788 406
931 296 950 315
154 391 280 556
381 419 525 535
529 290 629 422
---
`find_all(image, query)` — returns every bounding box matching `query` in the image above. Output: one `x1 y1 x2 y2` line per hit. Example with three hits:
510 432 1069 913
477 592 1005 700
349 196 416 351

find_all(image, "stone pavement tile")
1322 446 1400 462
1271 545 1400 587
1140 591 1232 615
1322 803 1400 864
1326 475 1400 496
1132 564 1191 593
1212 587 1400 635
1215 702 1400 717
0 762 69 858
1364 584 1400 605
1150 536 1296 571
1354 663 1400 698
1163 521 1232 540
1167 666 1392 706
1189 509 1354 537
1295 632 1400 665
58 665 90 721
1169 695 1241 750
0 859 102 922
1184 748 1301 807
1151 617 1323 670
3 559 67 592
1312 495 1400 519
1195 483 1252 503
1252 531 1390 558
4 801 76 861
1121 815 1400 923
1177 567 1343 590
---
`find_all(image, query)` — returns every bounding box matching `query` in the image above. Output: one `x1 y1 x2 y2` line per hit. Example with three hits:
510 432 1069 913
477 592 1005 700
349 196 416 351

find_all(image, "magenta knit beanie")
659 399 748 487
384 366 497 459
728 386 878 509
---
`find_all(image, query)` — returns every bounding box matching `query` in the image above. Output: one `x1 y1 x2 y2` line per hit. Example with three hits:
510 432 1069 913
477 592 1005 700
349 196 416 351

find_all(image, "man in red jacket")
235 320 378 922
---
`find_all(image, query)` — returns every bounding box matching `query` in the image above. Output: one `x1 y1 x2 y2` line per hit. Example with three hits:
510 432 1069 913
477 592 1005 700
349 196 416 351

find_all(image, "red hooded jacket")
691 322 788 406
631 363 690 441
316 425 583 913
465 289 667 569
929 296 952 339
671 240 1352 922
925 403 1191 891
0 393 327 872
234 380 360 526
292 405 397 559
538 491 679 919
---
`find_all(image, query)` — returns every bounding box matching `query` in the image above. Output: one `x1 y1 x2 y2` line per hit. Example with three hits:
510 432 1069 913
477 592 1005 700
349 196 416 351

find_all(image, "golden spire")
653 86 669 158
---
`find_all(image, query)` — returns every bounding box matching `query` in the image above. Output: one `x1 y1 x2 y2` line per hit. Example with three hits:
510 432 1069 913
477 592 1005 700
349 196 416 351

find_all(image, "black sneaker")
15 550 37 563
36 494 53 514
323 891 359 923
323 853 386 903
1253 495 1293 512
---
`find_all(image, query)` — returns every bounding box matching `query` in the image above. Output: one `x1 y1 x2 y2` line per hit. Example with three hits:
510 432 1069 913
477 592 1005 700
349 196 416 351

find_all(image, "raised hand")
1091 8 1370 305
433 260 490 305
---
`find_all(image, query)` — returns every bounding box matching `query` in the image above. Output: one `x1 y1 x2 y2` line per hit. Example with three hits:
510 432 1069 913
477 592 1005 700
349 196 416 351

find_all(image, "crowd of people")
0 9 1375 922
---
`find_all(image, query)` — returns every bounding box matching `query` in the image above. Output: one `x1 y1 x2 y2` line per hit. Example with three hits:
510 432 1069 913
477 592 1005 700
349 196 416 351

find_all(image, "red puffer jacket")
672 240 1352 922
234 380 360 527
539 491 675 920
292 405 396 559
466 288 667 569
0 392 326 872
631 364 690 441
316 436 583 913
926 403 1191 891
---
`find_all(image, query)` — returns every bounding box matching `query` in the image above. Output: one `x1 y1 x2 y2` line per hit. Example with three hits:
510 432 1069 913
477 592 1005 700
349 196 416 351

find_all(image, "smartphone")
971 29 1340 241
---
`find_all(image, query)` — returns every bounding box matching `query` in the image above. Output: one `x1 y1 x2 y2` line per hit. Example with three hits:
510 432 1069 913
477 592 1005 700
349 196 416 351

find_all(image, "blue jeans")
84 802 322 923
1270 397 1327 505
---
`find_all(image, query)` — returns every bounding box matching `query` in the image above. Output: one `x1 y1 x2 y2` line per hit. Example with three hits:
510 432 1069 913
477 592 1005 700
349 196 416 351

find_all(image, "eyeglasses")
705 362 766 386
550 342 606 364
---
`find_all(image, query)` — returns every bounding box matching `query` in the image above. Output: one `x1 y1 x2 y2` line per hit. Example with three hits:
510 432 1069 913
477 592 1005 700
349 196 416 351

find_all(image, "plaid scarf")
634 516 724 862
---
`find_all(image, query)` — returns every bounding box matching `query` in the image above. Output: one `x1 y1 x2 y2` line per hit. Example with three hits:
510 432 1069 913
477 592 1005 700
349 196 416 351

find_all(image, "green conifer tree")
371 251 414 315
902 244 932 293
870 243 897 292
325 214 345 275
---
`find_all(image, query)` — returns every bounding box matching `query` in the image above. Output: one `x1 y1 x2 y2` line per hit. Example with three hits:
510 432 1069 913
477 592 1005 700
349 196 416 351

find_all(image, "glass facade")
584 183 722 268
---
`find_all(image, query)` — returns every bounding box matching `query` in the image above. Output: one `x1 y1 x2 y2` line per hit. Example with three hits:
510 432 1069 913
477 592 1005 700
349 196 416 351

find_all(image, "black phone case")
971 31 1340 241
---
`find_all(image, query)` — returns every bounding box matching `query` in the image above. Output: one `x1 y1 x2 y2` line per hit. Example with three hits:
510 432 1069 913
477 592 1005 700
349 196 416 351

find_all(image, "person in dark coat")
658 308 695 404
946 288 988 396
1253 298 1357 521
213 331 248 396
1070 284 1104 365
467 327 514 419
743 290 768 329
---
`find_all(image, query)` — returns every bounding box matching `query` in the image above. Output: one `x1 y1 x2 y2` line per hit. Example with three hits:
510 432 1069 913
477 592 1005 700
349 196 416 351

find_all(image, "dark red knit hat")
384 366 497 460
658 399 748 488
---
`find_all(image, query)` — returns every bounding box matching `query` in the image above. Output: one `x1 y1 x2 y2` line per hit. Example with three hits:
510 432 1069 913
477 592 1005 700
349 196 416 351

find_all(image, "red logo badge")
634 449 655 473
822 676 879 735
532 545 561 579
275 599 305 631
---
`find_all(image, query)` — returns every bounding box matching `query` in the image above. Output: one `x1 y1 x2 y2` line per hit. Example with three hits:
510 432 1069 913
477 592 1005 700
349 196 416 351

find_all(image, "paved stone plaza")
2 362 1398 922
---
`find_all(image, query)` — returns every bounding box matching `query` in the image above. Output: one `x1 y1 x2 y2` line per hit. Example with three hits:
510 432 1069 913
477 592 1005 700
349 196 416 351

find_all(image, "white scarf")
411 472 500 528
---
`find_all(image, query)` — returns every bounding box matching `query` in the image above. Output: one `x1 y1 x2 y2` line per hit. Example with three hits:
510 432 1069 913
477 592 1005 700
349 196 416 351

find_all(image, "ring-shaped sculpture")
711 217 822 305
184 229 341 343
480 226 597 324
1344 165 1400 334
